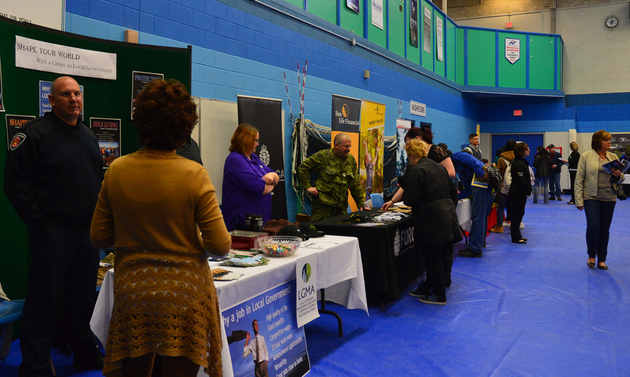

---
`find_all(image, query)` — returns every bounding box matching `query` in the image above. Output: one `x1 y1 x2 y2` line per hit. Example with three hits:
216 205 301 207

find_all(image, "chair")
0 299 25 361
370 193 385 209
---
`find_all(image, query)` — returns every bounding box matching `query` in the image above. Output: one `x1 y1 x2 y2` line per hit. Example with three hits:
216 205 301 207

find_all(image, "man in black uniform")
4 76 104 376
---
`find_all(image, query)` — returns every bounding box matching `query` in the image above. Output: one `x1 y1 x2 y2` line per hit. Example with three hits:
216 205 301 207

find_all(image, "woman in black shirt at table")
399 139 462 305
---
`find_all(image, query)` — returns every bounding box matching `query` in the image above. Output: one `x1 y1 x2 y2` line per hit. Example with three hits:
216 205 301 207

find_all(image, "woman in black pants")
567 142 580 205
399 139 462 305
509 142 532 244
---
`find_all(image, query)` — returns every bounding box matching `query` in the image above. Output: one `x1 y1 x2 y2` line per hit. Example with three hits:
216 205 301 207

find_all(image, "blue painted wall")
62 0 628 220
64 0 480 220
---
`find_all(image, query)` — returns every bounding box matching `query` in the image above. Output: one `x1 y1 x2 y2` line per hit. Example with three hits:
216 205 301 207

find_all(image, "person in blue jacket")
222 123 279 231
451 151 493 258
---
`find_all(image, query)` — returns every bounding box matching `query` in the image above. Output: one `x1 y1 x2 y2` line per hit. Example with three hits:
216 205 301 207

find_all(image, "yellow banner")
359 100 385 204
360 100 385 132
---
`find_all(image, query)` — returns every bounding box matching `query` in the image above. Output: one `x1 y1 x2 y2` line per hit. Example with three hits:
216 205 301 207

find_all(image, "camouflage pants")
311 200 346 222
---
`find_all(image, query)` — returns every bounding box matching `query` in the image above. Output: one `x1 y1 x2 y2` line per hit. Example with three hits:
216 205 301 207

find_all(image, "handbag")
612 181 627 201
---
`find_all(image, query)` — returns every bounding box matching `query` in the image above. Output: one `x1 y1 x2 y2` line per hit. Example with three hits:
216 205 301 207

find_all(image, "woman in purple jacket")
222 123 279 231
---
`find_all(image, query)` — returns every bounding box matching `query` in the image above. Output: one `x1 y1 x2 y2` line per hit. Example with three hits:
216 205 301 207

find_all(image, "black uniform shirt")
4 111 103 231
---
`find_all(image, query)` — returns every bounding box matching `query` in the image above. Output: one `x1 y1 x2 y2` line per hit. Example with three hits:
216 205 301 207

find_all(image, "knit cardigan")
90 148 231 376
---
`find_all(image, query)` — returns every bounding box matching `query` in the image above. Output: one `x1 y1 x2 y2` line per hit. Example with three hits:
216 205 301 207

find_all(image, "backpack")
501 157 512 195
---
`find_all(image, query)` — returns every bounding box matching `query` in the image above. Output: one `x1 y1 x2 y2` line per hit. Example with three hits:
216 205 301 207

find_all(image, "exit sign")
513 110 523 116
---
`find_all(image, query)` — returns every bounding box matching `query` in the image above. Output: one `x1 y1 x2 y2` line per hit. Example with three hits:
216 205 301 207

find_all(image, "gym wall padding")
0 16 191 299
529 34 556 90
466 28 496 87
388 0 405 58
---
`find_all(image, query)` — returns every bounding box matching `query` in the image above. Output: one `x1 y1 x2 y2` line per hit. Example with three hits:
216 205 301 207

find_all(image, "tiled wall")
566 93 630 133
63 0 627 219
65 0 479 219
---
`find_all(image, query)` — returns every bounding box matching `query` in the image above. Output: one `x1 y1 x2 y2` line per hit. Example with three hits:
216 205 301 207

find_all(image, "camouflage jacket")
298 149 364 210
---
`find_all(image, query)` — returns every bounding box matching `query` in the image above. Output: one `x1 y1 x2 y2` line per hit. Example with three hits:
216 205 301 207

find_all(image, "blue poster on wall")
347 0 360 13
222 280 310 377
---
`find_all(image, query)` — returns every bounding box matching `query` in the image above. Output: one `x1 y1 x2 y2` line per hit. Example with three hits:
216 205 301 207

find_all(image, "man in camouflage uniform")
298 133 365 221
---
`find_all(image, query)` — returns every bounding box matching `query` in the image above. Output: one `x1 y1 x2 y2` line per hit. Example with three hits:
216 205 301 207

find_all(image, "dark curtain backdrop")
237 95 287 221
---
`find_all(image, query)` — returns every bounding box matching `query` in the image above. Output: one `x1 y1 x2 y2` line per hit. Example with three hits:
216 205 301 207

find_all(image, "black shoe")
418 295 447 305
548 196 554 201
458 248 482 258
73 352 105 370
409 282 432 297
512 239 527 244
557 196 562 201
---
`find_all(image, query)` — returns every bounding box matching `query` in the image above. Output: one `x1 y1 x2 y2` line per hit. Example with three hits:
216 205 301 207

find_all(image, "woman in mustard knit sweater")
91 79 231 377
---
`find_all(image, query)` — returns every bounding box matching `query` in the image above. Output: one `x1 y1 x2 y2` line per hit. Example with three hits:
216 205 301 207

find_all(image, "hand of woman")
381 200 394 211
611 168 621 179
576 206 584 211
262 172 279 185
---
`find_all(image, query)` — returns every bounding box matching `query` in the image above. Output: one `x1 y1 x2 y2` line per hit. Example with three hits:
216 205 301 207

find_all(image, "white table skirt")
90 235 368 377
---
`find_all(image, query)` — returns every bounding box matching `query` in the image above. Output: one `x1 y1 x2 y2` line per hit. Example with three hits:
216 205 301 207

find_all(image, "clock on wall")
604 15 619 30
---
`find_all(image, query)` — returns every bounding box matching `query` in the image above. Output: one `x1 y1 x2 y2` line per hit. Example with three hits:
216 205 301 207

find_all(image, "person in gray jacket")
574 130 624 270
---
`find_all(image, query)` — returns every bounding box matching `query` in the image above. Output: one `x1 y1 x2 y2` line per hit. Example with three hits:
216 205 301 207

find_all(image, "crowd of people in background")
380 128 627 305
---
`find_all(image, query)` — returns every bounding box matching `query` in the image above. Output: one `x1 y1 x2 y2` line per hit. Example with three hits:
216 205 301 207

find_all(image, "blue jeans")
533 177 549 203
584 200 616 262
470 186 493 253
549 172 562 197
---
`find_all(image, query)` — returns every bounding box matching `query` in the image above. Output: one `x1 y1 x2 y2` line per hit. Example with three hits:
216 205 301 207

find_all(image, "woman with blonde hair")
399 139 461 305
574 130 624 270
222 123 279 231
91 79 231 376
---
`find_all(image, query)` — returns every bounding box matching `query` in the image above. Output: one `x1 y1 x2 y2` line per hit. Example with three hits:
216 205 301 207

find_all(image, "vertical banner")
346 0 360 13
222 281 310 377
131 71 164 119
6 115 35 150
409 0 418 47
505 38 521 64
331 94 361 210
90 117 121 169
436 17 444 62
372 0 384 30
331 94 361 158
423 6 432 54
396 119 412 178
359 100 385 202
237 95 287 221
296 253 318 328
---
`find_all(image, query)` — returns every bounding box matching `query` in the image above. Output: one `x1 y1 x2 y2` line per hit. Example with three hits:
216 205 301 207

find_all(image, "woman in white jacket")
574 130 624 270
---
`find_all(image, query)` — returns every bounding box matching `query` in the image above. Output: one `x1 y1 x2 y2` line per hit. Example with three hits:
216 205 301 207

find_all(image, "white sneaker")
502 221 510 227
520 222 525 230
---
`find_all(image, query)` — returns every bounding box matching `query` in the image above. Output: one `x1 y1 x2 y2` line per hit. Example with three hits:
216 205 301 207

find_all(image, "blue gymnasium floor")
2 194 629 376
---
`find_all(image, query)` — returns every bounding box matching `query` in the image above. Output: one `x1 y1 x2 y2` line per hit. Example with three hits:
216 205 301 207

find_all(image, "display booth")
0 15 191 301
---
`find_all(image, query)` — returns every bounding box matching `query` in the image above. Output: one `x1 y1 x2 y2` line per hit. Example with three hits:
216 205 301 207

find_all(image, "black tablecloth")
313 210 422 300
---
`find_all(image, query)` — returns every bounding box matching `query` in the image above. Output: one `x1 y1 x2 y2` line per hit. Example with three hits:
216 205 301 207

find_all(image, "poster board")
0 15 191 301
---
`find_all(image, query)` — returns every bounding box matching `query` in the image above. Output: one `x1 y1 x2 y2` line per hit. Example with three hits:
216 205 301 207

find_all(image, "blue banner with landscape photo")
222 280 310 377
